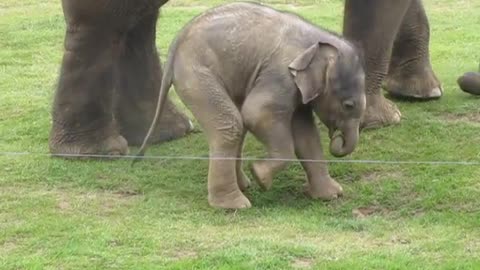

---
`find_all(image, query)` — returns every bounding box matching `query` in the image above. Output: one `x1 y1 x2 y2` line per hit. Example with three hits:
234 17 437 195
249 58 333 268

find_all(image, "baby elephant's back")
185 2 289 37
176 2 293 67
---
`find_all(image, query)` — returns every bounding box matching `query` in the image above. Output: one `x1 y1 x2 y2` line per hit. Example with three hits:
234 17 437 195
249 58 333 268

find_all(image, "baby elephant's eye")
342 100 355 110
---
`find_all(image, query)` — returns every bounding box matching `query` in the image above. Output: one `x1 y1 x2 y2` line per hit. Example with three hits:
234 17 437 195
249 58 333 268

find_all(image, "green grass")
1 0 480 269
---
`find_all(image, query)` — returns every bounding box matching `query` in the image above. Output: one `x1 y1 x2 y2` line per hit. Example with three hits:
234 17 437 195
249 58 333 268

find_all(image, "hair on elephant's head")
289 41 366 157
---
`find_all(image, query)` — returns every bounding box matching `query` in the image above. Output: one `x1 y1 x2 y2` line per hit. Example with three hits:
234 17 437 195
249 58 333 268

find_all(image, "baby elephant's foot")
457 72 480 95
250 161 273 191
237 170 252 191
208 189 251 209
304 177 343 200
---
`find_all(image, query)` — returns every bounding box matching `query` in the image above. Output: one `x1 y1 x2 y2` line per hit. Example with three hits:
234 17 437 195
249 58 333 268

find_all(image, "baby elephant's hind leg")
176 74 251 209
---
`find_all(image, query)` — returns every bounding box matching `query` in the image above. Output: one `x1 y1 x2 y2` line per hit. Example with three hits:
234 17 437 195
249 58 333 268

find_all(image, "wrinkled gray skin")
136 2 366 209
457 63 480 95
344 0 442 130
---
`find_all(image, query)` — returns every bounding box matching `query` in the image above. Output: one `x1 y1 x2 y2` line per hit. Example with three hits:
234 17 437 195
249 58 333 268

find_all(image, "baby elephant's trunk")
329 119 360 158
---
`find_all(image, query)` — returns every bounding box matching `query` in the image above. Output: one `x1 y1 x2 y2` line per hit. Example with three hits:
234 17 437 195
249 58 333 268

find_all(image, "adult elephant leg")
385 0 442 99
114 10 193 146
343 0 410 130
49 22 128 158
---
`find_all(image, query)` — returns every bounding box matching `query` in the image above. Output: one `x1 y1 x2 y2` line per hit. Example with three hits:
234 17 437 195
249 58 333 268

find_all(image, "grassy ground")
1 0 480 269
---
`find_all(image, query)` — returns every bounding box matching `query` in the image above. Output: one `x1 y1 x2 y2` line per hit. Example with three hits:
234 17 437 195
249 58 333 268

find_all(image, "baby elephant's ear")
289 42 337 104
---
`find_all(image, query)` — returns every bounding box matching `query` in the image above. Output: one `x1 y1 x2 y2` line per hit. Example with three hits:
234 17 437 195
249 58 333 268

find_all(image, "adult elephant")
343 0 442 129
457 65 480 95
49 0 193 157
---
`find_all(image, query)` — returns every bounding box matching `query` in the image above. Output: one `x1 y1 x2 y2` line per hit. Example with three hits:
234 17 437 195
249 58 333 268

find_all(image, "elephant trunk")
329 120 360 158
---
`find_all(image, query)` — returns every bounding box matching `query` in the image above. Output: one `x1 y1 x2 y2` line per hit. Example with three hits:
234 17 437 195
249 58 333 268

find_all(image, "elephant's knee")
242 105 279 134
209 118 244 153
241 104 264 131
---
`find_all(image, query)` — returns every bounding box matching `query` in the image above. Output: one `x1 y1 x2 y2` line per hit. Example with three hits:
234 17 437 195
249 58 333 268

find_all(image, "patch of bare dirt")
0 240 18 255
362 170 405 182
352 206 390 219
56 197 71 211
108 239 123 247
113 189 142 197
291 257 314 269
409 208 426 217
390 235 411 245
172 250 198 261
441 112 480 124
465 239 480 254
56 189 143 215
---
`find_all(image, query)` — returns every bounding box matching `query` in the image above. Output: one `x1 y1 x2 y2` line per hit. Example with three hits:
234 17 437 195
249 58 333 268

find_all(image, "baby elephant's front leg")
242 102 296 191
292 108 343 200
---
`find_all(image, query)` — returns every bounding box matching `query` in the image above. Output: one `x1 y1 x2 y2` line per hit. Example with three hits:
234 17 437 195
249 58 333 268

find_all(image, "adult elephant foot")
457 71 480 95
384 66 442 99
361 95 402 130
49 120 129 159
113 10 194 146
49 6 193 159
48 21 131 159
115 98 194 146
383 0 442 100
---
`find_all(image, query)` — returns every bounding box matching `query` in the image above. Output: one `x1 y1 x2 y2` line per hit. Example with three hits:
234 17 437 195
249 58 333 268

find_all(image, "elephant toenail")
188 120 195 131
430 87 443 97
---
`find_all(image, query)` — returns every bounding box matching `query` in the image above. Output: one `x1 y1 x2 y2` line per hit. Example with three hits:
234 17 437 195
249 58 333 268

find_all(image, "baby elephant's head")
289 41 366 157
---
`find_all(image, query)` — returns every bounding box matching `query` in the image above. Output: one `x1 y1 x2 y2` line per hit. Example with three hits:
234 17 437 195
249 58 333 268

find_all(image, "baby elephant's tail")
131 40 178 166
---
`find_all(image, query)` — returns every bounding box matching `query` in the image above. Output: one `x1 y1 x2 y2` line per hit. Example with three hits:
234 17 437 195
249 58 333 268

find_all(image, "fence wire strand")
1 151 479 166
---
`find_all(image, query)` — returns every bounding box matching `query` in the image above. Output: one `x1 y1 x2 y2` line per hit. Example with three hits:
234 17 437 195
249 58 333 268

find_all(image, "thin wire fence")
1 151 479 166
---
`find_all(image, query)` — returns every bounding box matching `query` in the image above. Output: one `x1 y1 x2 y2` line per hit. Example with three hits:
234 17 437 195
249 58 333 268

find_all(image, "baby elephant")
136 2 366 209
